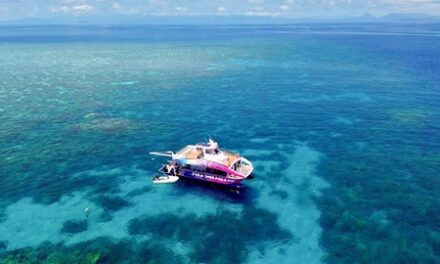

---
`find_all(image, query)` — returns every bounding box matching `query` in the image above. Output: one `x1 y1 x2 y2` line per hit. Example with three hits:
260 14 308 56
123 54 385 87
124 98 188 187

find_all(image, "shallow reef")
0 205 290 263
315 135 440 264
0 238 179 264
70 116 141 133
1 27 439 263
128 207 291 263
388 109 434 125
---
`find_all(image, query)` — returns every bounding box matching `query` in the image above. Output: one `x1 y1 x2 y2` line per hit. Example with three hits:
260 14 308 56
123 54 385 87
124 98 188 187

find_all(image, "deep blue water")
0 24 439 263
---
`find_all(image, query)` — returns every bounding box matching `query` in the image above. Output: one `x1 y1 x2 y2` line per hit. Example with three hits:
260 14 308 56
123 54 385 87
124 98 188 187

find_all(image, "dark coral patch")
128 207 291 263
270 190 289 200
135 241 180 263
126 186 152 197
98 211 113 223
61 220 88 234
0 238 179 264
0 241 7 252
94 195 131 212
316 146 440 264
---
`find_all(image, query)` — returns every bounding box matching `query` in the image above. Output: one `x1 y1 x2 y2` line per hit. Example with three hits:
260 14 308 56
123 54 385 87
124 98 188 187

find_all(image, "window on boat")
232 162 240 171
185 164 206 172
198 166 206 172
205 148 215 155
196 148 204 158
205 168 227 177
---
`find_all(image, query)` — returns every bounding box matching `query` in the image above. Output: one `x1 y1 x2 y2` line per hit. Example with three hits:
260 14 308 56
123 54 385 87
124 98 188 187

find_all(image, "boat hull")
179 169 243 187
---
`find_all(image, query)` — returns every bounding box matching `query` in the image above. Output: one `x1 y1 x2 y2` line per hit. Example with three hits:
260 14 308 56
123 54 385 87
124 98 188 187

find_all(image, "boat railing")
182 167 244 180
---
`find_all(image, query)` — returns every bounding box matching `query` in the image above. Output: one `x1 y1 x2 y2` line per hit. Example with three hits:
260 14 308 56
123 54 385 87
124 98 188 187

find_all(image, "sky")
0 0 439 21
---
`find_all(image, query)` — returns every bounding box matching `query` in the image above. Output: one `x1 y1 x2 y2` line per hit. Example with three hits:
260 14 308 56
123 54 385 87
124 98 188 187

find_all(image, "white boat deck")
176 146 239 167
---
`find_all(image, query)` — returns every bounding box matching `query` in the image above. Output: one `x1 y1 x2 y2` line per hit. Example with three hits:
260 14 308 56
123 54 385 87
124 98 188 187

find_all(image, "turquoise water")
0 25 439 263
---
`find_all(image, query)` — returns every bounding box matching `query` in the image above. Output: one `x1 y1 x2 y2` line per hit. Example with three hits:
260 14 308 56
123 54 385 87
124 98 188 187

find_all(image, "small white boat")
152 175 179 184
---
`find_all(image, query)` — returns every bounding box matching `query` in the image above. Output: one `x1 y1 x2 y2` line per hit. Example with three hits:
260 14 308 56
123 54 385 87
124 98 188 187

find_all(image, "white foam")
334 116 360 125
111 81 139 86
249 137 270 144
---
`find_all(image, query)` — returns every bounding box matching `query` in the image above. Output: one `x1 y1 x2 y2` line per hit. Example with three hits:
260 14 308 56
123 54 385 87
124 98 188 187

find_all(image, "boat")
152 175 180 184
150 139 254 188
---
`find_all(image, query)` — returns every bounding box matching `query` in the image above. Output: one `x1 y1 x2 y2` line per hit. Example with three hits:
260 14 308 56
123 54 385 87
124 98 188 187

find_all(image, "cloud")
61 0 85 3
377 0 440 14
245 11 280 16
49 4 94 14
217 6 226 13
245 6 280 17
382 0 434 3
149 0 165 4
112 2 122 9
175 6 187 12
248 0 265 4
112 2 140 14
72 5 94 12
3 0 440 21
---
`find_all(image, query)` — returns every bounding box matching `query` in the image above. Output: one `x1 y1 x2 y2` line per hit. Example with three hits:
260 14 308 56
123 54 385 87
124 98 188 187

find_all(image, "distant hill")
309 13 440 23
382 13 437 21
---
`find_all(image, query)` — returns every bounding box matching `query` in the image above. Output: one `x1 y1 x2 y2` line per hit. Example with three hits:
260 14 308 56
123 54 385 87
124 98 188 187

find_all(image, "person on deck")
166 163 177 175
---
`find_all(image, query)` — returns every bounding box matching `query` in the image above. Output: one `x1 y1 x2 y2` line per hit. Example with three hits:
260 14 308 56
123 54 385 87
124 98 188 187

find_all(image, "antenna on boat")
207 135 216 145
149 151 174 157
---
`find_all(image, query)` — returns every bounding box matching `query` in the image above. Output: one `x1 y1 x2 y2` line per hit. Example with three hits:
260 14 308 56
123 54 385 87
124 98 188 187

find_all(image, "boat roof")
175 144 240 167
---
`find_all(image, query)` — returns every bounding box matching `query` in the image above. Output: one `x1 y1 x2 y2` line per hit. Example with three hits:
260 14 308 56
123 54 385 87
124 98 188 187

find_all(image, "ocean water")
0 24 439 263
